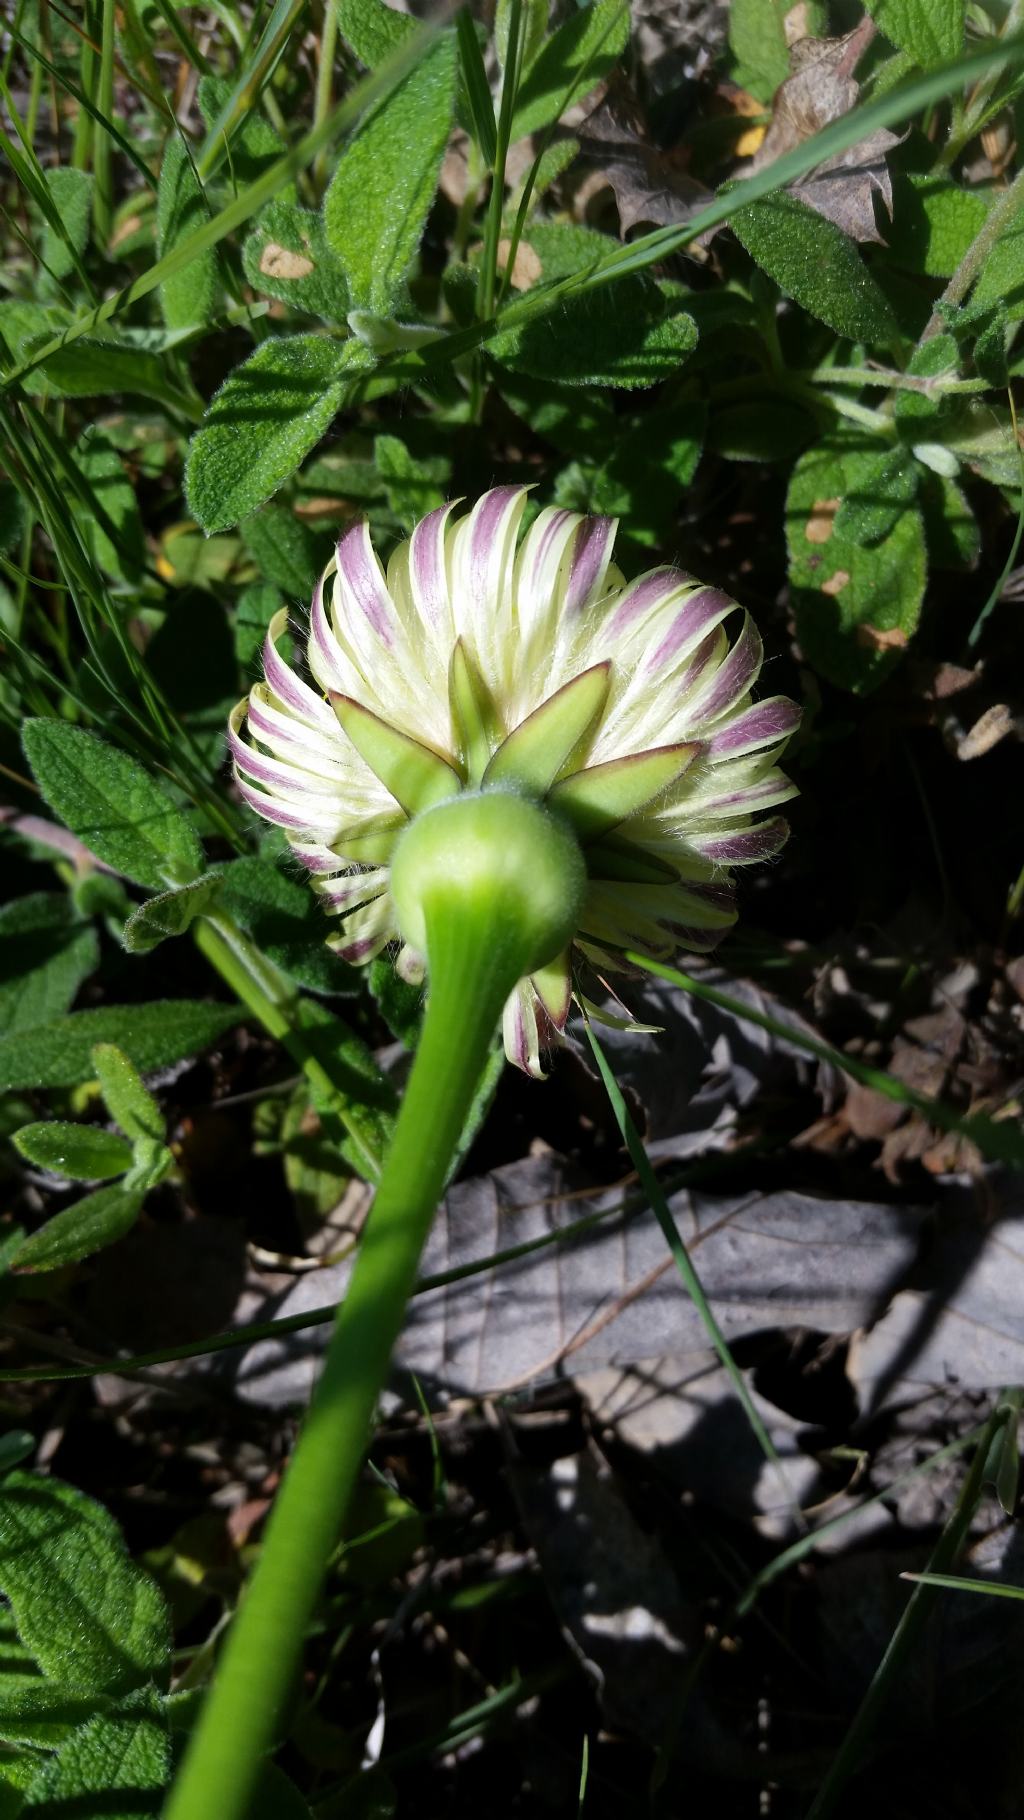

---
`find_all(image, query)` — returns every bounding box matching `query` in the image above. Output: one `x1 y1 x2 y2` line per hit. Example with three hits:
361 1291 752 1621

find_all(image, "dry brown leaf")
576 85 709 236
746 24 901 244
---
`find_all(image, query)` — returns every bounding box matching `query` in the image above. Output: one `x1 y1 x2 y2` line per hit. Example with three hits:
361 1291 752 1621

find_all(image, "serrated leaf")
11 1175 151 1272
156 136 220 331
0 1001 240 1092
0 1473 170 1694
511 0 629 138
219 855 360 995
184 335 376 533
22 1687 170 1816
122 875 223 954
786 437 926 691
12 1122 134 1182
22 720 202 890
864 0 965 64
240 504 320 598
0 894 98 1038
70 428 146 584
324 34 457 315
90 1045 164 1146
40 168 92 285
730 194 899 344
242 199 349 324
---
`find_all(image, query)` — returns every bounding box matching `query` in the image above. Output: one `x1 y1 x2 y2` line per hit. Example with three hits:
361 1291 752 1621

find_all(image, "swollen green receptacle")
389 788 586 978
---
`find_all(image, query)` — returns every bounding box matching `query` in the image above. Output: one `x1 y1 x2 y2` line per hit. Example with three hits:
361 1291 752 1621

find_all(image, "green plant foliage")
731 196 899 344
0 896 98 1037
510 0 629 138
374 433 446 530
69 427 147 583
196 76 291 190
864 0 965 63
338 0 415 69
833 448 921 545
786 437 927 692
0 1001 240 1092
727 0 790 100
219 854 360 995
89 1043 165 1148
324 34 457 314
11 1174 152 1271
184 335 376 532
22 721 203 889
234 580 285 666
489 225 698 387
0 1472 171 1693
240 503 321 599
12 1122 135 1181
19 1687 171 1817
886 170 988 278
40 168 93 284
156 137 221 331
242 199 350 324
122 875 224 953
0 301 185 405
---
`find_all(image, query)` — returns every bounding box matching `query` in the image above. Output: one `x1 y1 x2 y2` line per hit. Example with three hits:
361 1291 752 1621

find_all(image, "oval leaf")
12 1122 134 1182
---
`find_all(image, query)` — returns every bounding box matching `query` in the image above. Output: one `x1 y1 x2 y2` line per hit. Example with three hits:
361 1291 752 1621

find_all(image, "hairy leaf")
22 720 203 889
0 894 98 1038
122 875 223 954
22 1687 170 1816
242 199 349 324
731 193 899 344
864 0 965 64
324 34 456 314
0 1474 170 1694
512 0 629 139
185 335 375 532
0 1001 240 1092
12 1122 134 1182
155 137 220 331
12 1175 153 1273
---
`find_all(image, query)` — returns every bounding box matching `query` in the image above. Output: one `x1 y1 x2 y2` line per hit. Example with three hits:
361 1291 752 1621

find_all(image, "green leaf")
156 136 220 331
886 170 988 278
184 335 376 533
369 955 422 1049
0 1001 240 1092
919 470 979 570
490 226 698 388
728 0 790 100
234 580 285 667
338 0 415 68
0 1472 170 1694
11 1175 151 1272
196 75 291 191
22 720 203 890
12 1122 134 1182
832 448 920 545
122 875 223 954
373 433 446 530
591 404 706 546
69 428 146 584
0 1675 103 1749
296 999 397 1172
22 1687 171 1816
786 437 927 692
730 195 899 344
973 206 1024 322
90 1044 165 1147
0 895 98 1038
240 503 320 598
864 0 965 64
324 34 457 315
511 0 629 138
242 199 349 324
705 399 812 465
40 169 92 284
0 302 182 406
893 331 959 432
219 855 360 994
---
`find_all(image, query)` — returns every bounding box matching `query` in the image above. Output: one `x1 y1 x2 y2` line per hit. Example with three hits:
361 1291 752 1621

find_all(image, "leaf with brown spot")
259 243 315 281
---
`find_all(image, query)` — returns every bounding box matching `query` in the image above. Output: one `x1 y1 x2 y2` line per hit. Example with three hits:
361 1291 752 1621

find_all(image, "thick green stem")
167 795 583 1820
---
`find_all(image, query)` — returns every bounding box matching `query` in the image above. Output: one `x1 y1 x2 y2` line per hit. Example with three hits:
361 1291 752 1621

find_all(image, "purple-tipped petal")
690 612 764 725
335 520 396 647
692 817 790 864
706 698 801 758
606 568 687 638
263 610 334 727
565 514 617 615
408 502 456 631
644 587 736 675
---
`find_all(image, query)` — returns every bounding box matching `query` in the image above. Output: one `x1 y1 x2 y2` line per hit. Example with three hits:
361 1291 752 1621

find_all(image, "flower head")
230 489 800 1075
